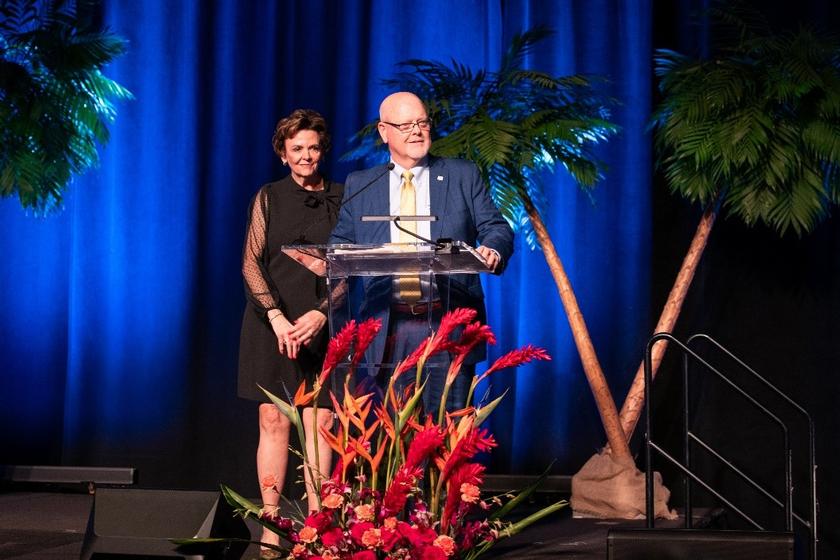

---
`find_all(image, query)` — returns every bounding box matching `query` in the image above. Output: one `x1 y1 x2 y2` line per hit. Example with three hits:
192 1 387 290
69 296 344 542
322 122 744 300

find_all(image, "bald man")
330 92 514 411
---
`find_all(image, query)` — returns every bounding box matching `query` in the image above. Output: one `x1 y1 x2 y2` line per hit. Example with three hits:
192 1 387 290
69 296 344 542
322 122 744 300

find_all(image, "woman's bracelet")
269 312 284 324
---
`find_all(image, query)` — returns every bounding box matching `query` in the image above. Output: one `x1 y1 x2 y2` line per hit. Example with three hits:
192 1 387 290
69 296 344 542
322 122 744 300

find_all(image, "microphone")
342 162 395 208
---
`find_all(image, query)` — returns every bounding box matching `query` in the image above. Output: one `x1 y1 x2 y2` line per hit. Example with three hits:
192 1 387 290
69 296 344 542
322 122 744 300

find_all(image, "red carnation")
397 523 437 549
421 546 448 560
352 552 377 560
320 526 344 547
304 510 333 533
349 521 375 546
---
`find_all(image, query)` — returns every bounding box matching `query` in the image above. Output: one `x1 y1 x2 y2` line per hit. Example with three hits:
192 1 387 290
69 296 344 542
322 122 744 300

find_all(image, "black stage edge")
0 490 735 560
0 465 137 486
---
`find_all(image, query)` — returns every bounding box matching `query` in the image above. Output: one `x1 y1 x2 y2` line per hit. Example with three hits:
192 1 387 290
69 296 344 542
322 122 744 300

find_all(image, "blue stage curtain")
0 0 650 484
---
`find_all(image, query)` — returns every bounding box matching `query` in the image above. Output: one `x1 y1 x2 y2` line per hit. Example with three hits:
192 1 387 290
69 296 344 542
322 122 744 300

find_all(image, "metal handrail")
685 333 818 559
643 332 818 559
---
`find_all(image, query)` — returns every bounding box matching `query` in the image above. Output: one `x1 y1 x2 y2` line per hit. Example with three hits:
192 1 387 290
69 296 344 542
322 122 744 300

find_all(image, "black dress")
237 175 344 405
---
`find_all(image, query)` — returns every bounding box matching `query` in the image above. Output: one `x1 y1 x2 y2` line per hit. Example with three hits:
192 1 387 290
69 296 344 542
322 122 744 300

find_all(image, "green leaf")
258 384 301 429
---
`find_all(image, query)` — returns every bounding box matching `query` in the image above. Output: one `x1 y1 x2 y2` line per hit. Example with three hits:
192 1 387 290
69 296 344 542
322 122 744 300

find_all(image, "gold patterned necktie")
397 170 422 303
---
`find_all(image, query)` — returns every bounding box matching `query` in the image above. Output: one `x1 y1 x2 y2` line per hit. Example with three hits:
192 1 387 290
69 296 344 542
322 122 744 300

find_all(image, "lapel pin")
437 175 444 181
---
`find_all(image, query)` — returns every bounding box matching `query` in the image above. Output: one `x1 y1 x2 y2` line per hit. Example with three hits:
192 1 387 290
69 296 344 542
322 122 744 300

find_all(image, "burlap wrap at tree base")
571 450 677 519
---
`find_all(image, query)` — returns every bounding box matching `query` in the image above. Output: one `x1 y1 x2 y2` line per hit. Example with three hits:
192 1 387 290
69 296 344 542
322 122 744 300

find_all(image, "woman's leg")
301 407 334 512
257 403 291 550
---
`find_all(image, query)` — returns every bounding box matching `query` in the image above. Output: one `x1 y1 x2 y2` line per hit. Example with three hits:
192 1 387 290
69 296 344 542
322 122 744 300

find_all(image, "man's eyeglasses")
381 119 432 133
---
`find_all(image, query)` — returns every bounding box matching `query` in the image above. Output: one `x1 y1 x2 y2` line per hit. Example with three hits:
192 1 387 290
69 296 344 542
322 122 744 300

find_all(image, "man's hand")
476 246 501 272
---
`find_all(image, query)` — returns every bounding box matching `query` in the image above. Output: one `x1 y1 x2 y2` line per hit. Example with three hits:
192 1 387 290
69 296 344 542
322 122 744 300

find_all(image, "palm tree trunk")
616 206 717 443
523 197 633 463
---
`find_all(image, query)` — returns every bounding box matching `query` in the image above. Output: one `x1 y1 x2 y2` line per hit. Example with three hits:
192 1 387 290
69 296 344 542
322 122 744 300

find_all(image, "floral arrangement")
199 308 564 559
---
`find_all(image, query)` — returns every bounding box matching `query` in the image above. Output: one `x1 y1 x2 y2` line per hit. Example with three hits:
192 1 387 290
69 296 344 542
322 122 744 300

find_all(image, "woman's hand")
288 310 327 348
269 313 301 358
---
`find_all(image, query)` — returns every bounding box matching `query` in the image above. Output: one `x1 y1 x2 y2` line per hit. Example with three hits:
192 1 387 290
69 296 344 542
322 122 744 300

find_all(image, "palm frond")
345 27 618 249
652 16 840 236
0 0 132 213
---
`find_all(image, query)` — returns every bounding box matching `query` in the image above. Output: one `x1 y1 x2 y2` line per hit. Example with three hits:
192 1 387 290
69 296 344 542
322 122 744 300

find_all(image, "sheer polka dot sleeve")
241 187 279 315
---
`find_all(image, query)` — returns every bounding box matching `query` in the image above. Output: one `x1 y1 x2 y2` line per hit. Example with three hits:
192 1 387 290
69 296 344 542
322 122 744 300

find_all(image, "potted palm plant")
615 9 840 447
0 0 131 214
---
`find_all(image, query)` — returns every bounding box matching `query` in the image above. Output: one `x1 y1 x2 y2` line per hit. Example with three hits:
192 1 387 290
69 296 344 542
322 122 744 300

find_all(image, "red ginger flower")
444 322 497 385
319 320 357 384
476 344 551 384
351 317 382 368
405 419 445 469
392 336 430 380
442 462 486 531
382 465 423 515
423 308 477 359
434 308 477 347
440 426 496 483
453 322 496 355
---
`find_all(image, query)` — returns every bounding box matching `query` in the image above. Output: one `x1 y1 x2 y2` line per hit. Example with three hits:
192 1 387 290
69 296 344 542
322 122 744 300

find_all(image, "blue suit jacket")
329 157 514 364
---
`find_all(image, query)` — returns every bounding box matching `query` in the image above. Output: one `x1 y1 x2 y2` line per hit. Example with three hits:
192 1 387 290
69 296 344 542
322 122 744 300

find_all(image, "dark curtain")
1 0 837 556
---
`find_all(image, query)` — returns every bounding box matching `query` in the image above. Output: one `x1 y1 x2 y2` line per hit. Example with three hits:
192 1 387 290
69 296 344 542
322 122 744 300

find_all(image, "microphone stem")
393 218 443 249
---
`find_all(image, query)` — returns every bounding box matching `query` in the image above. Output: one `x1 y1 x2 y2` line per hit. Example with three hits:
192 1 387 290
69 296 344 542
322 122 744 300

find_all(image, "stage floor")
0 490 692 559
